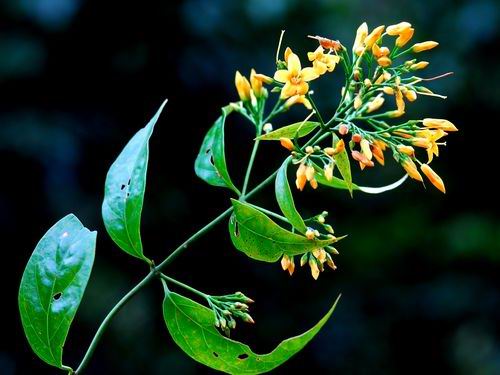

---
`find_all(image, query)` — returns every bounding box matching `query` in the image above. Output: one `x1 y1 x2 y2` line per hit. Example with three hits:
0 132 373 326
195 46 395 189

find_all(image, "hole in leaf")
234 221 240 237
126 192 130 197
127 179 131 185
205 148 211 155
213 352 219 358
53 292 62 301
120 184 126 190
210 155 215 166
238 353 249 360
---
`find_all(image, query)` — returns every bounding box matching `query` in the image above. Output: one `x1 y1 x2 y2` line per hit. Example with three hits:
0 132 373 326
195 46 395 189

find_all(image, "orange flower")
412 41 439 52
395 27 414 47
386 22 412 36
421 164 446 193
280 137 295 151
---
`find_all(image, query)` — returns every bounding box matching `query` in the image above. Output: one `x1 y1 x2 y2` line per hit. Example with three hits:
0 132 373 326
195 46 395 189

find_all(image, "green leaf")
257 121 319 140
163 289 341 374
18 214 96 369
229 199 336 262
195 106 241 195
102 99 167 262
275 157 307 233
331 133 353 195
315 173 360 191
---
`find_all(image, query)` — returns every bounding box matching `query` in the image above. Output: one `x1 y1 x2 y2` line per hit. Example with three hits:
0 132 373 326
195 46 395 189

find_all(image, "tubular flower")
410 61 429 70
401 157 423 181
364 25 385 49
360 139 373 160
307 46 340 75
371 143 385 165
423 118 458 132
280 137 295 151
353 22 368 55
421 164 446 193
386 22 412 36
352 150 374 169
395 27 415 47
235 71 251 101
412 41 439 52
295 163 317 190
274 48 319 99
397 145 415 156
250 69 272 97
281 254 295 275
284 94 312 110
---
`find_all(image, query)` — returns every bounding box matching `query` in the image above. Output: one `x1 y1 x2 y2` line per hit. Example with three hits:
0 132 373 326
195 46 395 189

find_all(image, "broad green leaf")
163 289 340 374
18 214 96 369
332 133 353 195
275 157 307 233
257 121 319 140
102 99 167 262
229 199 336 262
195 105 240 195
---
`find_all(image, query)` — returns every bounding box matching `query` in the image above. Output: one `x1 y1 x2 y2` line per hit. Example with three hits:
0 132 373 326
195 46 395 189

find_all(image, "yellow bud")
412 41 439 52
383 72 392 80
324 147 335 156
235 71 251 101
305 165 315 181
423 118 458 132
372 144 385 165
386 22 412 36
411 137 431 148
360 139 373 160
383 87 395 95
354 94 362 109
308 258 320 280
395 27 414 47
395 90 405 112
397 145 415 156
306 228 316 240
310 178 318 189
334 139 345 154
367 96 385 113
401 158 423 181
281 254 290 271
421 164 446 193
305 146 314 154
324 163 334 181
377 56 392 68
296 163 307 191
249 69 263 97
280 137 295 151
353 22 369 55
410 61 429 70
364 78 372 87
364 25 385 48
287 256 295 275
405 90 417 102
387 109 405 118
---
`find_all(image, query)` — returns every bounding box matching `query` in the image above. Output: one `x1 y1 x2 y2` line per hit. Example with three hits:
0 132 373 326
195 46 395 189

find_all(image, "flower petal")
274 69 289 83
301 67 319 81
287 53 301 76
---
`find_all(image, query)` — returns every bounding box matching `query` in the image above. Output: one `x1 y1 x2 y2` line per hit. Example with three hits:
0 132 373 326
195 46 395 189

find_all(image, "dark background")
2 0 500 374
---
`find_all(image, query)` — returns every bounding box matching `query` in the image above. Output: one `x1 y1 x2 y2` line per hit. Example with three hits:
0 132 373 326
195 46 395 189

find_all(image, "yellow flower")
360 139 373 160
364 25 385 49
412 41 439 52
235 71 251 101
421 164 446 193
372 44 390 58
425 129 447 162
386 22 412 36
377 56 392 67
284 95 312 110
405 90 417 102
423 118 458 132
281 254 295 275
401 158 423 181
274 48 319 99
353 22 368 56
395 27 414 47
307 46 340 75
397 145 415 156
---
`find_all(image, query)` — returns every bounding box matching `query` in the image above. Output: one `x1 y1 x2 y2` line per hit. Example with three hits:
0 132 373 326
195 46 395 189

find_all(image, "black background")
2 0 500 374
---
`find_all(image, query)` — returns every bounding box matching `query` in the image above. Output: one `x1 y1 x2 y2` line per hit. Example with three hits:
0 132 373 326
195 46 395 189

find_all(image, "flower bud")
364 25 385 48
305 165 315 181
334 139 345 154
405 90 417 102
305 146 314 154
383 87 395 95
401 158 423 181
367 96 385 113
377 56 392 67
339 124 349 135
353 22 368 55
386 21 412 36
421 164 446 193
397 145 415 156
308 258 320 280
412 41 439 52
306 228 316 240
423 118 458 132
354 94 362 109
364 78 372 88
352 133 362 143
324 163 334 181
281 254 291 271
235 71 251 101
410 61 429 70
324 224 334 234
295 163 307 191
300 253 309 267
395 27 414 47
280 137 294 151
263 123 273 133
360 139 373 160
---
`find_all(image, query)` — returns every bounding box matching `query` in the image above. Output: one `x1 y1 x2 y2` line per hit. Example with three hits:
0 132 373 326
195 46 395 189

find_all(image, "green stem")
74 170 277 374
241 124 263 197
160 273 208 299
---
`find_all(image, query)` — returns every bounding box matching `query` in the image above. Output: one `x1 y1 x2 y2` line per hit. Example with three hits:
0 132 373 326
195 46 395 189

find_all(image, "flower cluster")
208 291 255 337
232 21 457 279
